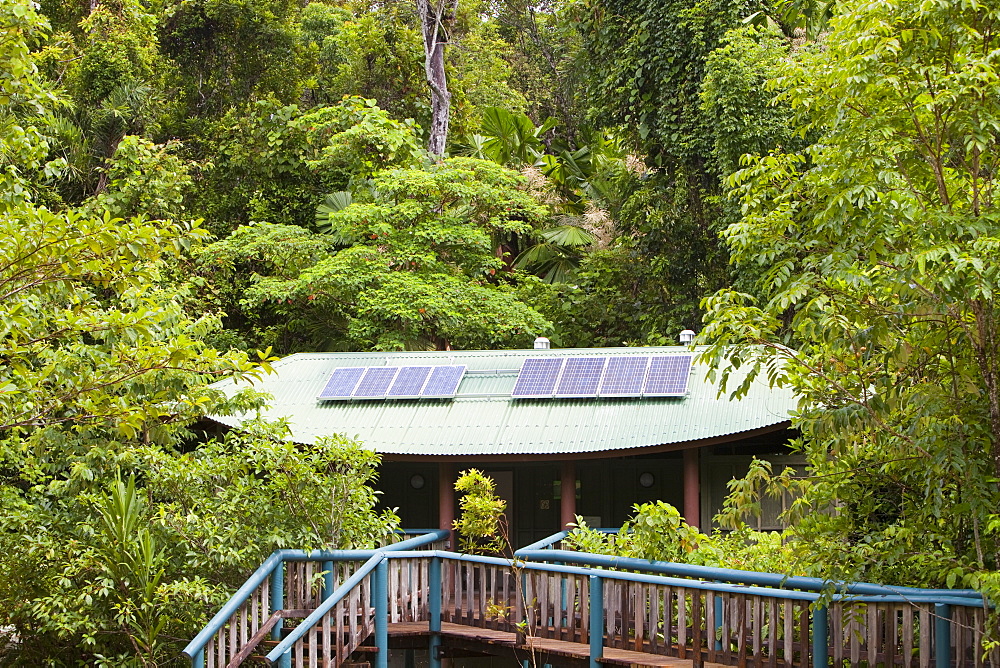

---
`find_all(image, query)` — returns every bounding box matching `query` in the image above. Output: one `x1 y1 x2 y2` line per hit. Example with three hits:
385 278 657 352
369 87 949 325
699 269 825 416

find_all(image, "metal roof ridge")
272 345 708 358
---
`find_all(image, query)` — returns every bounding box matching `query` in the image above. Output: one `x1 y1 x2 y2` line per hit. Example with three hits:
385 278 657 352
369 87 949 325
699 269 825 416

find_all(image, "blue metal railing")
181 529 448 666
264 552 386 667
515 530 983 599
186 530 990 667
271 549 987 668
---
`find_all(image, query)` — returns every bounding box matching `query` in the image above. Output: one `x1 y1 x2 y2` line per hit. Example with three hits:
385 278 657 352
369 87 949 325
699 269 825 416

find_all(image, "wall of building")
376 428 800 546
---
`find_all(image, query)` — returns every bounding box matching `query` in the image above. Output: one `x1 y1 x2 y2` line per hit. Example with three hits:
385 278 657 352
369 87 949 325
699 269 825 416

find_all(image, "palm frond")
316 191 357 244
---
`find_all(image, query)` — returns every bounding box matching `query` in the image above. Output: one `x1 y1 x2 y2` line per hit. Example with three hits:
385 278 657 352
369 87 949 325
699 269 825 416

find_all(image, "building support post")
269 560 284 641
321 559 334 600
438 462 455 548
560 461 576 529
935 603 951 666
374 558 389 668
683 447 700 528
429 556 442 668
588 575 604 667
812 604 829 667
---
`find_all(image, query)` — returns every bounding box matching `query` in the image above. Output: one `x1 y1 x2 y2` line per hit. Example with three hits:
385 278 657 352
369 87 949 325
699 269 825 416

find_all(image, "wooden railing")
201 567 272 668
427 553 997 667
189 540 997 668
182 530 450 668
284 562 374 666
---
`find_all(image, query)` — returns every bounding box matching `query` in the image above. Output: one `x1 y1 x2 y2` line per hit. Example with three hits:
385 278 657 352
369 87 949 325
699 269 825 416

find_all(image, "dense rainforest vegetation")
2 0 1000 661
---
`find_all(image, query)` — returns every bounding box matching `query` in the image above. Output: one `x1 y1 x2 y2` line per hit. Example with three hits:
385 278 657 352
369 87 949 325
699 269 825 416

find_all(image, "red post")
438 462 455 548
683 448 700 528
560 461 576 529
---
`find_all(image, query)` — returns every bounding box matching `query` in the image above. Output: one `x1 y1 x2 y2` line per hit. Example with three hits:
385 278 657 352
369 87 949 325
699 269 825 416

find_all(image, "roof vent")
533 336 551 350
679 329 696 344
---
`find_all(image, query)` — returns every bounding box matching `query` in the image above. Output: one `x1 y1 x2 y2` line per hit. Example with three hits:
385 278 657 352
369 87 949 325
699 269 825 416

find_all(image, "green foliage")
569 501 708 562
512 220 597 284
91 475 168 663
310 5 426 122
486 0 589 144
700 26 797 178
80 135 192 219
565 502 803 574
190 96 422 236
158 0 312 125
460 106 556 166
0 31 399 662
446 21 528 134
701 0 1000 588
300 1 524 142
142 420 399 578
71 0 159 107
558 0 795 346
2 424 398 664
454 468 508 554
580 0 765 166
199 157 552 351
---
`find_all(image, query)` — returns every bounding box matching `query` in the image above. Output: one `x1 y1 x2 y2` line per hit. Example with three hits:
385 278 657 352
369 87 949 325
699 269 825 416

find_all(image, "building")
206 345 799 546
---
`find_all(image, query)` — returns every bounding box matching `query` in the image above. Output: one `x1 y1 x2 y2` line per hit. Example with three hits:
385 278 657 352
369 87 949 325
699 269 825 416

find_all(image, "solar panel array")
317 365 467 400
511 355 692 398
318 355 691 401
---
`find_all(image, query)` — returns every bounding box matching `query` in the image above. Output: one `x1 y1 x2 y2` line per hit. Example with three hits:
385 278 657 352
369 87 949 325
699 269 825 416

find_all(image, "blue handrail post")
429 556 442 668
322 559 334 600
270 559 285 641
191 648 204 668
812 604 828 667
278 651 291 668
589 575 604 668
935 603 951 666
375 557 389 668
714 592 723 651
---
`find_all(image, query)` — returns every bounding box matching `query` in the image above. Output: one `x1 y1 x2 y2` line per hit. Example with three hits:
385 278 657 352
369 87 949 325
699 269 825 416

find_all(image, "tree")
0 5 399 661
417 0 459 155
554 0 779 345
484 0 589 145
186 96 423 236
199 157 552 351
702 0 1000 588
157 0 312 130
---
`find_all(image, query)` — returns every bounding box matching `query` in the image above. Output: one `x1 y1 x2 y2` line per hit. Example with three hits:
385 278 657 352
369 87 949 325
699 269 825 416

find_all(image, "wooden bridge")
184 531 998 668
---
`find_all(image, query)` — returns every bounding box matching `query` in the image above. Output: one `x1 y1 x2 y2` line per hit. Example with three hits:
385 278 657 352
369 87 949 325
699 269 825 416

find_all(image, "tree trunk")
417 0 458 157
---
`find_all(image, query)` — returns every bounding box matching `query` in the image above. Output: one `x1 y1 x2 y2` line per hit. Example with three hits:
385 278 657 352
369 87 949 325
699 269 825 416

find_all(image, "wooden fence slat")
752 595 761 662
800 604 810 666
322 609 331 668
781 600 795 666
678 588 687 658
767 596 777 668
692 590 703 667
733 594 748 668
647 583 655 652
661 587 687 659
903 605 914 667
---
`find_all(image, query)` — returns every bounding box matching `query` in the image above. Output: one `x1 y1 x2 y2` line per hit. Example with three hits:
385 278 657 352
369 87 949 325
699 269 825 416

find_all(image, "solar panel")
511 357 565 397
642 355 693 396
352 366 400 399
598 356 650 396
421 365 466 397
317 367 366 400
554 357 607 397
386 366 432 398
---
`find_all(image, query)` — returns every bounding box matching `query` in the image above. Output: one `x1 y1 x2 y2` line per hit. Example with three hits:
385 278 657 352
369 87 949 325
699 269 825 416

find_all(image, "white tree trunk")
417 0 458 157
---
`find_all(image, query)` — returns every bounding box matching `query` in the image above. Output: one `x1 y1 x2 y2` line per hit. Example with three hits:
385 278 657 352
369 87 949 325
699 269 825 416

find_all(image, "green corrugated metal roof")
207 346 797 457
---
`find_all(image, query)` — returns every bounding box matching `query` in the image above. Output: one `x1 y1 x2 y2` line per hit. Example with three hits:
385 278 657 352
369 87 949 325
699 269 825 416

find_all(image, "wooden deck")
386 621 728 667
